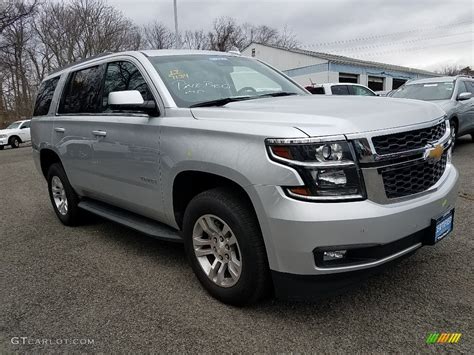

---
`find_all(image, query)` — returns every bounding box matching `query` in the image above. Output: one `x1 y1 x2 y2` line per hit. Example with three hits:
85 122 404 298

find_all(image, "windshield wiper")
190 96 252 108
256 92 298 98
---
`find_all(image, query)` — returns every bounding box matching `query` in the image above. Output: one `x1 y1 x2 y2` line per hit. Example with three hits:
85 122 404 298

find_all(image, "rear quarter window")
33 77 60 116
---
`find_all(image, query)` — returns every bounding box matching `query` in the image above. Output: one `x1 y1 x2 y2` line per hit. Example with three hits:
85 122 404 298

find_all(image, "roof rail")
48 52 113 75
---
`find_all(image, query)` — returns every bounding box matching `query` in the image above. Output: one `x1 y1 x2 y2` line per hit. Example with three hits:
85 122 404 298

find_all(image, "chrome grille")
380 153 447 199
372 122 446 155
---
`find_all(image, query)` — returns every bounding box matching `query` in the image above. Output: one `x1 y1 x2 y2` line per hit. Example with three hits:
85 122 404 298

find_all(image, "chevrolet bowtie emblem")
424 144 444 162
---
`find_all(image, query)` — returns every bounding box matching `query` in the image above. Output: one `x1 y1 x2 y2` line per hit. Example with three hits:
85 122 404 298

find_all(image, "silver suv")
392 75 474 142
31 50 459 305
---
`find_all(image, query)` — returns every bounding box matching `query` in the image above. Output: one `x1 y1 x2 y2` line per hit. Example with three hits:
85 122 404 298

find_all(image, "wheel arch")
39 148 62 178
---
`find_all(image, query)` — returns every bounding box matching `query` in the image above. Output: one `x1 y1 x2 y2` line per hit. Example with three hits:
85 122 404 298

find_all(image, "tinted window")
102 61 154 111
351 85 375 96
331 85 350 95
59 66 104 114
20 121 30 129
305 86 325 94
457 81 468 94
465 81 474 94
33 77 59 116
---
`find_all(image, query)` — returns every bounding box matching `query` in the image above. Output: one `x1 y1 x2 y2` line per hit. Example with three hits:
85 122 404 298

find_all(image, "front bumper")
0 138 8 146
252 163 459 277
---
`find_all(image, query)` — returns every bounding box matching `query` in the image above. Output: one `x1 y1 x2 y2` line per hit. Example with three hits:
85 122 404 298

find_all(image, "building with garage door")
242 43 439 91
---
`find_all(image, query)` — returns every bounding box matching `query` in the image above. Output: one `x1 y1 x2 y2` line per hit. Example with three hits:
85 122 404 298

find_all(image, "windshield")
149 54 307 107
392 81 454 101
7 121 21 129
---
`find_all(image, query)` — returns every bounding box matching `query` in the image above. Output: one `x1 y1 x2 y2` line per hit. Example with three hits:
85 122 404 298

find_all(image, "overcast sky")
108 0 473 71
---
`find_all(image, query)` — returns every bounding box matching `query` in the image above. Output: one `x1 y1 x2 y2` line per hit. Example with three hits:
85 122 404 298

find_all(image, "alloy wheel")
192 214 242 287
51 176 68 215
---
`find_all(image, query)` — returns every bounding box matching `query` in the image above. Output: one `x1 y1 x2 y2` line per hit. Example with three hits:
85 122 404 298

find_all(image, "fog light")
323 250 347 261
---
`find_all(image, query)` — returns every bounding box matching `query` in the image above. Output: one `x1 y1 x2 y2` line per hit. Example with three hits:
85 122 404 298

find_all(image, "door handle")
92 130 107 137
54 127 65 133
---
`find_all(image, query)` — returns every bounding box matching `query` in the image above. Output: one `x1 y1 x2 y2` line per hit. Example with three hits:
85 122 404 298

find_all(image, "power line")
319 31 472 53
343 39 472 59
305 20 472 48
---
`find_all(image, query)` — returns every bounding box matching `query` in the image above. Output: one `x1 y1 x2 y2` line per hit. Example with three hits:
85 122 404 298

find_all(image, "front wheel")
183 188 271 306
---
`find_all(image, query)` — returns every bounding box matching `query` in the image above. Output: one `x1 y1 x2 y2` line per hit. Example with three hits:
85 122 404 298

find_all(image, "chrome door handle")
92 130 107 137
54 127 65 133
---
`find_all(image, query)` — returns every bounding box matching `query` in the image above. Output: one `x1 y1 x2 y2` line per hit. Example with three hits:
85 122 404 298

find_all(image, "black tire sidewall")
47 163 81 226
10 137 19 148
183 189 270 306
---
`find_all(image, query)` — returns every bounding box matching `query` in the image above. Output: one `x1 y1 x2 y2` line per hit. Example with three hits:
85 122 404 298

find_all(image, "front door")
88 60 164 221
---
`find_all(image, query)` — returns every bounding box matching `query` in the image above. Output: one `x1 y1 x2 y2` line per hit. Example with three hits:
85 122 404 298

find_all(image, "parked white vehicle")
307 83 377 96
0 120 31 150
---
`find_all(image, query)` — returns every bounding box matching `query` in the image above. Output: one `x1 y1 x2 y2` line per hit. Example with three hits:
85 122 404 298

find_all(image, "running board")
78 199 183 243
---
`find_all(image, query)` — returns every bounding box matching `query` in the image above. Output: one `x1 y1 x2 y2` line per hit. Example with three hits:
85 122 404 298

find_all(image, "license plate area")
429 209 454 245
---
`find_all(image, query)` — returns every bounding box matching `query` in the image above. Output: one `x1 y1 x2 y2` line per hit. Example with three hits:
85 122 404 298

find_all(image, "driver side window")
102 61 154 112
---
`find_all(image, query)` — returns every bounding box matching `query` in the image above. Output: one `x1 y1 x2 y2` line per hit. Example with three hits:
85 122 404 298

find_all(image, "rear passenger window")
33 77 59 116
59 66 104 114
102 61 154 111
331 85 350 95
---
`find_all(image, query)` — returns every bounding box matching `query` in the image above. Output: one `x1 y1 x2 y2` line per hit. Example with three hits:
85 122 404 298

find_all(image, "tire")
9 136 20 149
449 119 458 149
47 163 82 226
183 188 271 306
471 133 474 142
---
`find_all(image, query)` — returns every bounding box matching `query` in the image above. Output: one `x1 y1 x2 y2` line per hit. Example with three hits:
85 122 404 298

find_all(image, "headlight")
266 137 366 201
0 134 6 138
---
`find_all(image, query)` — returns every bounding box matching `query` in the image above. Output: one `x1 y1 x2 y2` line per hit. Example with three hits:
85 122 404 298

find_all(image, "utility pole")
173 0 179 48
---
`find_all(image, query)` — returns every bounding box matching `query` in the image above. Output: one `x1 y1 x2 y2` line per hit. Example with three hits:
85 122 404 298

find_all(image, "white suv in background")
306 83 377 96
0 120 32 150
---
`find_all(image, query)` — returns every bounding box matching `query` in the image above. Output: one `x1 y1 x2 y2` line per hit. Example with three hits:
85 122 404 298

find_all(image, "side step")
78 199 183 243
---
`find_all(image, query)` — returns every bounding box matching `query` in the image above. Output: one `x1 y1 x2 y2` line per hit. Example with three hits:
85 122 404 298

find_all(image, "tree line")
0 0 298 126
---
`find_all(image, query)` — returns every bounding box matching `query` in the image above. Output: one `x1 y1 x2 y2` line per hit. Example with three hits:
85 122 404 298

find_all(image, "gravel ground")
0 138 473 353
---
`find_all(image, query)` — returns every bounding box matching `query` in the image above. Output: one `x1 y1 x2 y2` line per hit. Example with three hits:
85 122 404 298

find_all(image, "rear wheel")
9 136 20 148
47 163 82 226
183 188 271 306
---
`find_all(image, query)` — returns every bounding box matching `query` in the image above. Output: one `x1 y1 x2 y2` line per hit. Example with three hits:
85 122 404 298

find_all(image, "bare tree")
35 0 140 68
182 30 210 50
242 23 299 49
208 17 246 52
142 21 174 49
0 0 38 34
436 64 463 76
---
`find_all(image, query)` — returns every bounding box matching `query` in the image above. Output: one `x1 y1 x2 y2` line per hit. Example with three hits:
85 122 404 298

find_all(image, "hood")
191 95 446 137
430 99 453 112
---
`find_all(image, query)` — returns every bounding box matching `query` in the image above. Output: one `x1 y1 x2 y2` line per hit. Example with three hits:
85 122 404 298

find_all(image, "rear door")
54 64 106 196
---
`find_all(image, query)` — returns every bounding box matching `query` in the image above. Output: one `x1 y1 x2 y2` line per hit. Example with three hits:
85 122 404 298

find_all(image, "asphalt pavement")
1 139 473 353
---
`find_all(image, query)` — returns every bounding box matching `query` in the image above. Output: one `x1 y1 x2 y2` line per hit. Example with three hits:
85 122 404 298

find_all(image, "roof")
405 75 473 85
46 49 241 79
244 42 440 76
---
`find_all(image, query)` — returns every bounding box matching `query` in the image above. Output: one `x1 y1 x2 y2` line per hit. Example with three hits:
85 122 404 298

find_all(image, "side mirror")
108 90 159 116
457 92 472 101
